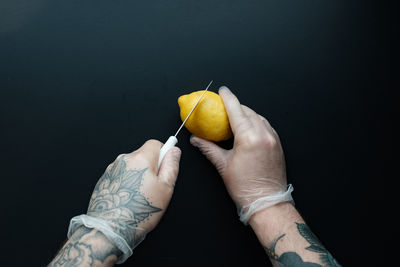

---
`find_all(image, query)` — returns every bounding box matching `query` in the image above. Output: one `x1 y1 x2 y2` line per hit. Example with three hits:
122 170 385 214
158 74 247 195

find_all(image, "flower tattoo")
87 156 161 247
50 242 93 267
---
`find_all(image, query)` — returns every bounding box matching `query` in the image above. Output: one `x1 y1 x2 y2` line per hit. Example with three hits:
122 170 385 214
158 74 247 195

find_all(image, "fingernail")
219 86 231 94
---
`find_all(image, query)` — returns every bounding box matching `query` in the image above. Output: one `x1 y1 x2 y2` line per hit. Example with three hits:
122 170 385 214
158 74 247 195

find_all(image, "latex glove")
68 140 181 263
190 86 293 224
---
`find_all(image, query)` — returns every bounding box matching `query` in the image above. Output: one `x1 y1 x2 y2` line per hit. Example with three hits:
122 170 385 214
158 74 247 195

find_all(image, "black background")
0 1 394 266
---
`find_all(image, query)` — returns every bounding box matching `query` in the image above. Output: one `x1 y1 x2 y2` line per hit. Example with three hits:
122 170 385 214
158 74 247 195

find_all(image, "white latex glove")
190 86 293 224
68 140 181 263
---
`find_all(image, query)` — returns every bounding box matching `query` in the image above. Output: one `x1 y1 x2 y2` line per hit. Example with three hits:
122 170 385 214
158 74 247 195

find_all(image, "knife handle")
158 136 178 168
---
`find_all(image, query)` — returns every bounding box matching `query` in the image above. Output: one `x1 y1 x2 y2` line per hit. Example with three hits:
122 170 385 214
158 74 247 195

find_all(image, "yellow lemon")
178 91 233 142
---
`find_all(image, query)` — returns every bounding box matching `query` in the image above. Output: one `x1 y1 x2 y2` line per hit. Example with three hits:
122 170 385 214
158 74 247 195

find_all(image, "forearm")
49 226 121 267
249 202 341 267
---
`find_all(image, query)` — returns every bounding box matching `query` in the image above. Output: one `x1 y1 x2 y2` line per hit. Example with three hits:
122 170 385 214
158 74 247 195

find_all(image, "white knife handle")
158 136 178 168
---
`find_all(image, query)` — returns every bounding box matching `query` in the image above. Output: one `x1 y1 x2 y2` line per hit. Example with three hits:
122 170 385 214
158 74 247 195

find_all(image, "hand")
50 140 181 266
70 140 181 262
190 86 289 223
87 139 181 246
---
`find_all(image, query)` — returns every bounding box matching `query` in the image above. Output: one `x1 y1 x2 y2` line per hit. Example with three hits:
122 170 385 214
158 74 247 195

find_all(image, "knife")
157 80 213 168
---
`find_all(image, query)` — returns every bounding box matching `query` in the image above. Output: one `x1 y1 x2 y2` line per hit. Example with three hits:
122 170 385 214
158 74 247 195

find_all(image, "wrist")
72 226 122 256
249 201 303 246
50 226 121 267
87 227 121 253
68 214 132 263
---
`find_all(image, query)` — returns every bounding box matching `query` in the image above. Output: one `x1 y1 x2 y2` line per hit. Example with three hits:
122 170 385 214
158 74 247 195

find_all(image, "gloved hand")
68 140 181 263
190 86 293 224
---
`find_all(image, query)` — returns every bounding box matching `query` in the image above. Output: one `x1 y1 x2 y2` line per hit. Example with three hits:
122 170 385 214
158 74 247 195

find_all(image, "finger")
190 135 228 173
105 162 114 172
256 114 280 140
241 104 260 121
258 115 274 130
240 105 281 145
138 139 163 172
258 115 274 132
240 104 275 132
241 105 268 131
218 86 250 134
108 153 127 172
260 118 277 136
158 147 181 189
240 104 267 124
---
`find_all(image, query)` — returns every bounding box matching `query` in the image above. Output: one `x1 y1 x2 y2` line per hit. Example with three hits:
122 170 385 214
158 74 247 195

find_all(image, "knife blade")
158 80 213 168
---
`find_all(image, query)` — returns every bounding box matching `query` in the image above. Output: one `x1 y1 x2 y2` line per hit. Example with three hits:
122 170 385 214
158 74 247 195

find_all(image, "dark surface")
0 1 393 266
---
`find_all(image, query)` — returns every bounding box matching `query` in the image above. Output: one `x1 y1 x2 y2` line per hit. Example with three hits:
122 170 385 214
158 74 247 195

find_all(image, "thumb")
190 136 228 173
158 147 181 188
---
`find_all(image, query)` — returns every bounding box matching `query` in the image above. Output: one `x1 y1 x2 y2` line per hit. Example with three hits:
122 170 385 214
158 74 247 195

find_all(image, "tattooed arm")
249 202 340 267
49 226 121 267
191 87 340 266
50 140 182 266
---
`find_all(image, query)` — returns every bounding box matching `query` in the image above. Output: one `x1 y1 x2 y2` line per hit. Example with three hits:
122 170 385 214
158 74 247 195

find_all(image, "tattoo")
87 156 161 247
50 241 93 267
296 223 341 267
264 223 341 267
50 156 162 266
49 226 121 267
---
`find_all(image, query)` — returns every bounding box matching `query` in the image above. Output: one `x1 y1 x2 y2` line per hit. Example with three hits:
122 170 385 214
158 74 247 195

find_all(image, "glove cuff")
67 214 133 264
238 184 294 225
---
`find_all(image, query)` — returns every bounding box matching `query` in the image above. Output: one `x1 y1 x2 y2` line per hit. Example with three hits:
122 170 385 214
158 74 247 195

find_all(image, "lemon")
178 91 233 142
